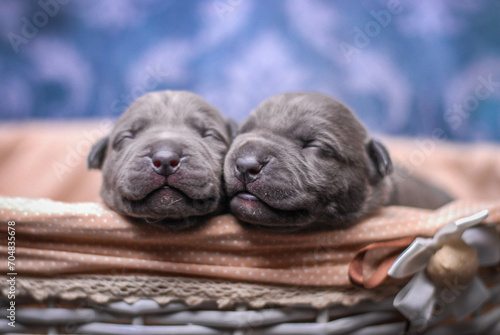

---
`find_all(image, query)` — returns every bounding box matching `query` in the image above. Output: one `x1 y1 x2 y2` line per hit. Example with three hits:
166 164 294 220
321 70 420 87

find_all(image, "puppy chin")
101 187 220 222
229 195 312 228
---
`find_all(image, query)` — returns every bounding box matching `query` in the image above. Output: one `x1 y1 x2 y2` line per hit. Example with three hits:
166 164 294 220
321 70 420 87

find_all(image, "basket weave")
2 273 500 334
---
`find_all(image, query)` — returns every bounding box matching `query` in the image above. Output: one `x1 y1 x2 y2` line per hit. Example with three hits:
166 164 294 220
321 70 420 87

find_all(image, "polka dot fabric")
1 197 499 287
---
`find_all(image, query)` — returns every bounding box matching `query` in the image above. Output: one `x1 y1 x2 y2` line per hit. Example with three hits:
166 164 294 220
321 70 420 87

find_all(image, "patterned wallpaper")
1 0 499 142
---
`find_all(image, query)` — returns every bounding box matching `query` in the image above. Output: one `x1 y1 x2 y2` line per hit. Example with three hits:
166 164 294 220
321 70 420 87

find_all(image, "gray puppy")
224 92 452 229
88 90 235 227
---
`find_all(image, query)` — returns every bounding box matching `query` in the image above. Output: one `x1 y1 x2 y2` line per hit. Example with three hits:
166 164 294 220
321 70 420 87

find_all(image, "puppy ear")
366 139 393 183
87 136 109 170
226 118 239 142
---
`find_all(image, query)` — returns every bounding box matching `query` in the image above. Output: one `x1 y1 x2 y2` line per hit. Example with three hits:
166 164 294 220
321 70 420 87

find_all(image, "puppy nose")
151 151 181 176
234 157 264 184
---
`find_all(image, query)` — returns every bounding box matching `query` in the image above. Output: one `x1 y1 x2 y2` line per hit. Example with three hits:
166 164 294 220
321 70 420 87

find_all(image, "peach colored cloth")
0 122 499 287
0 122 106 202
0 197 498 287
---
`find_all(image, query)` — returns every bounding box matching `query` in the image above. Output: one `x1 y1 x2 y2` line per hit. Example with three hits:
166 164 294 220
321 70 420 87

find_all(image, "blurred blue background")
1 0 499 142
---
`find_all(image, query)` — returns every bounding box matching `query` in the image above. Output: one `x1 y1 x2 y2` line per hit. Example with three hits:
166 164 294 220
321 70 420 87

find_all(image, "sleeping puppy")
224 92 452 229
88 90 234 227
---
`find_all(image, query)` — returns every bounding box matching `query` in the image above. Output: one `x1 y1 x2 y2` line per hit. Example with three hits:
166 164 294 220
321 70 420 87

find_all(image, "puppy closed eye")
301 140 323 151
113 131 134 150
301 139 342 161
202 129 227 144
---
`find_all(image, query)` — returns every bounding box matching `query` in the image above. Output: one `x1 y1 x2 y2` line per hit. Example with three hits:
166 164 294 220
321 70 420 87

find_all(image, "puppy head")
224 92 392 229
88 90 234 226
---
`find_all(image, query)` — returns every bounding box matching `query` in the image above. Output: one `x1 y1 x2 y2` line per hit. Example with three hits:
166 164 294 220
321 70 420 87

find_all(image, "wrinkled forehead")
243 94 367 139
113 92 225 134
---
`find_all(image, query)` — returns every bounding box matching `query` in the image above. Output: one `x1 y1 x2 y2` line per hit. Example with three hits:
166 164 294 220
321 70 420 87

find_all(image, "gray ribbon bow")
388 210 500 327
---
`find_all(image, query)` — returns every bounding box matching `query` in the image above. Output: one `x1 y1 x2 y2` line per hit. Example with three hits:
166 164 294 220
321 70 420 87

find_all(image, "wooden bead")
426 238 478 288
